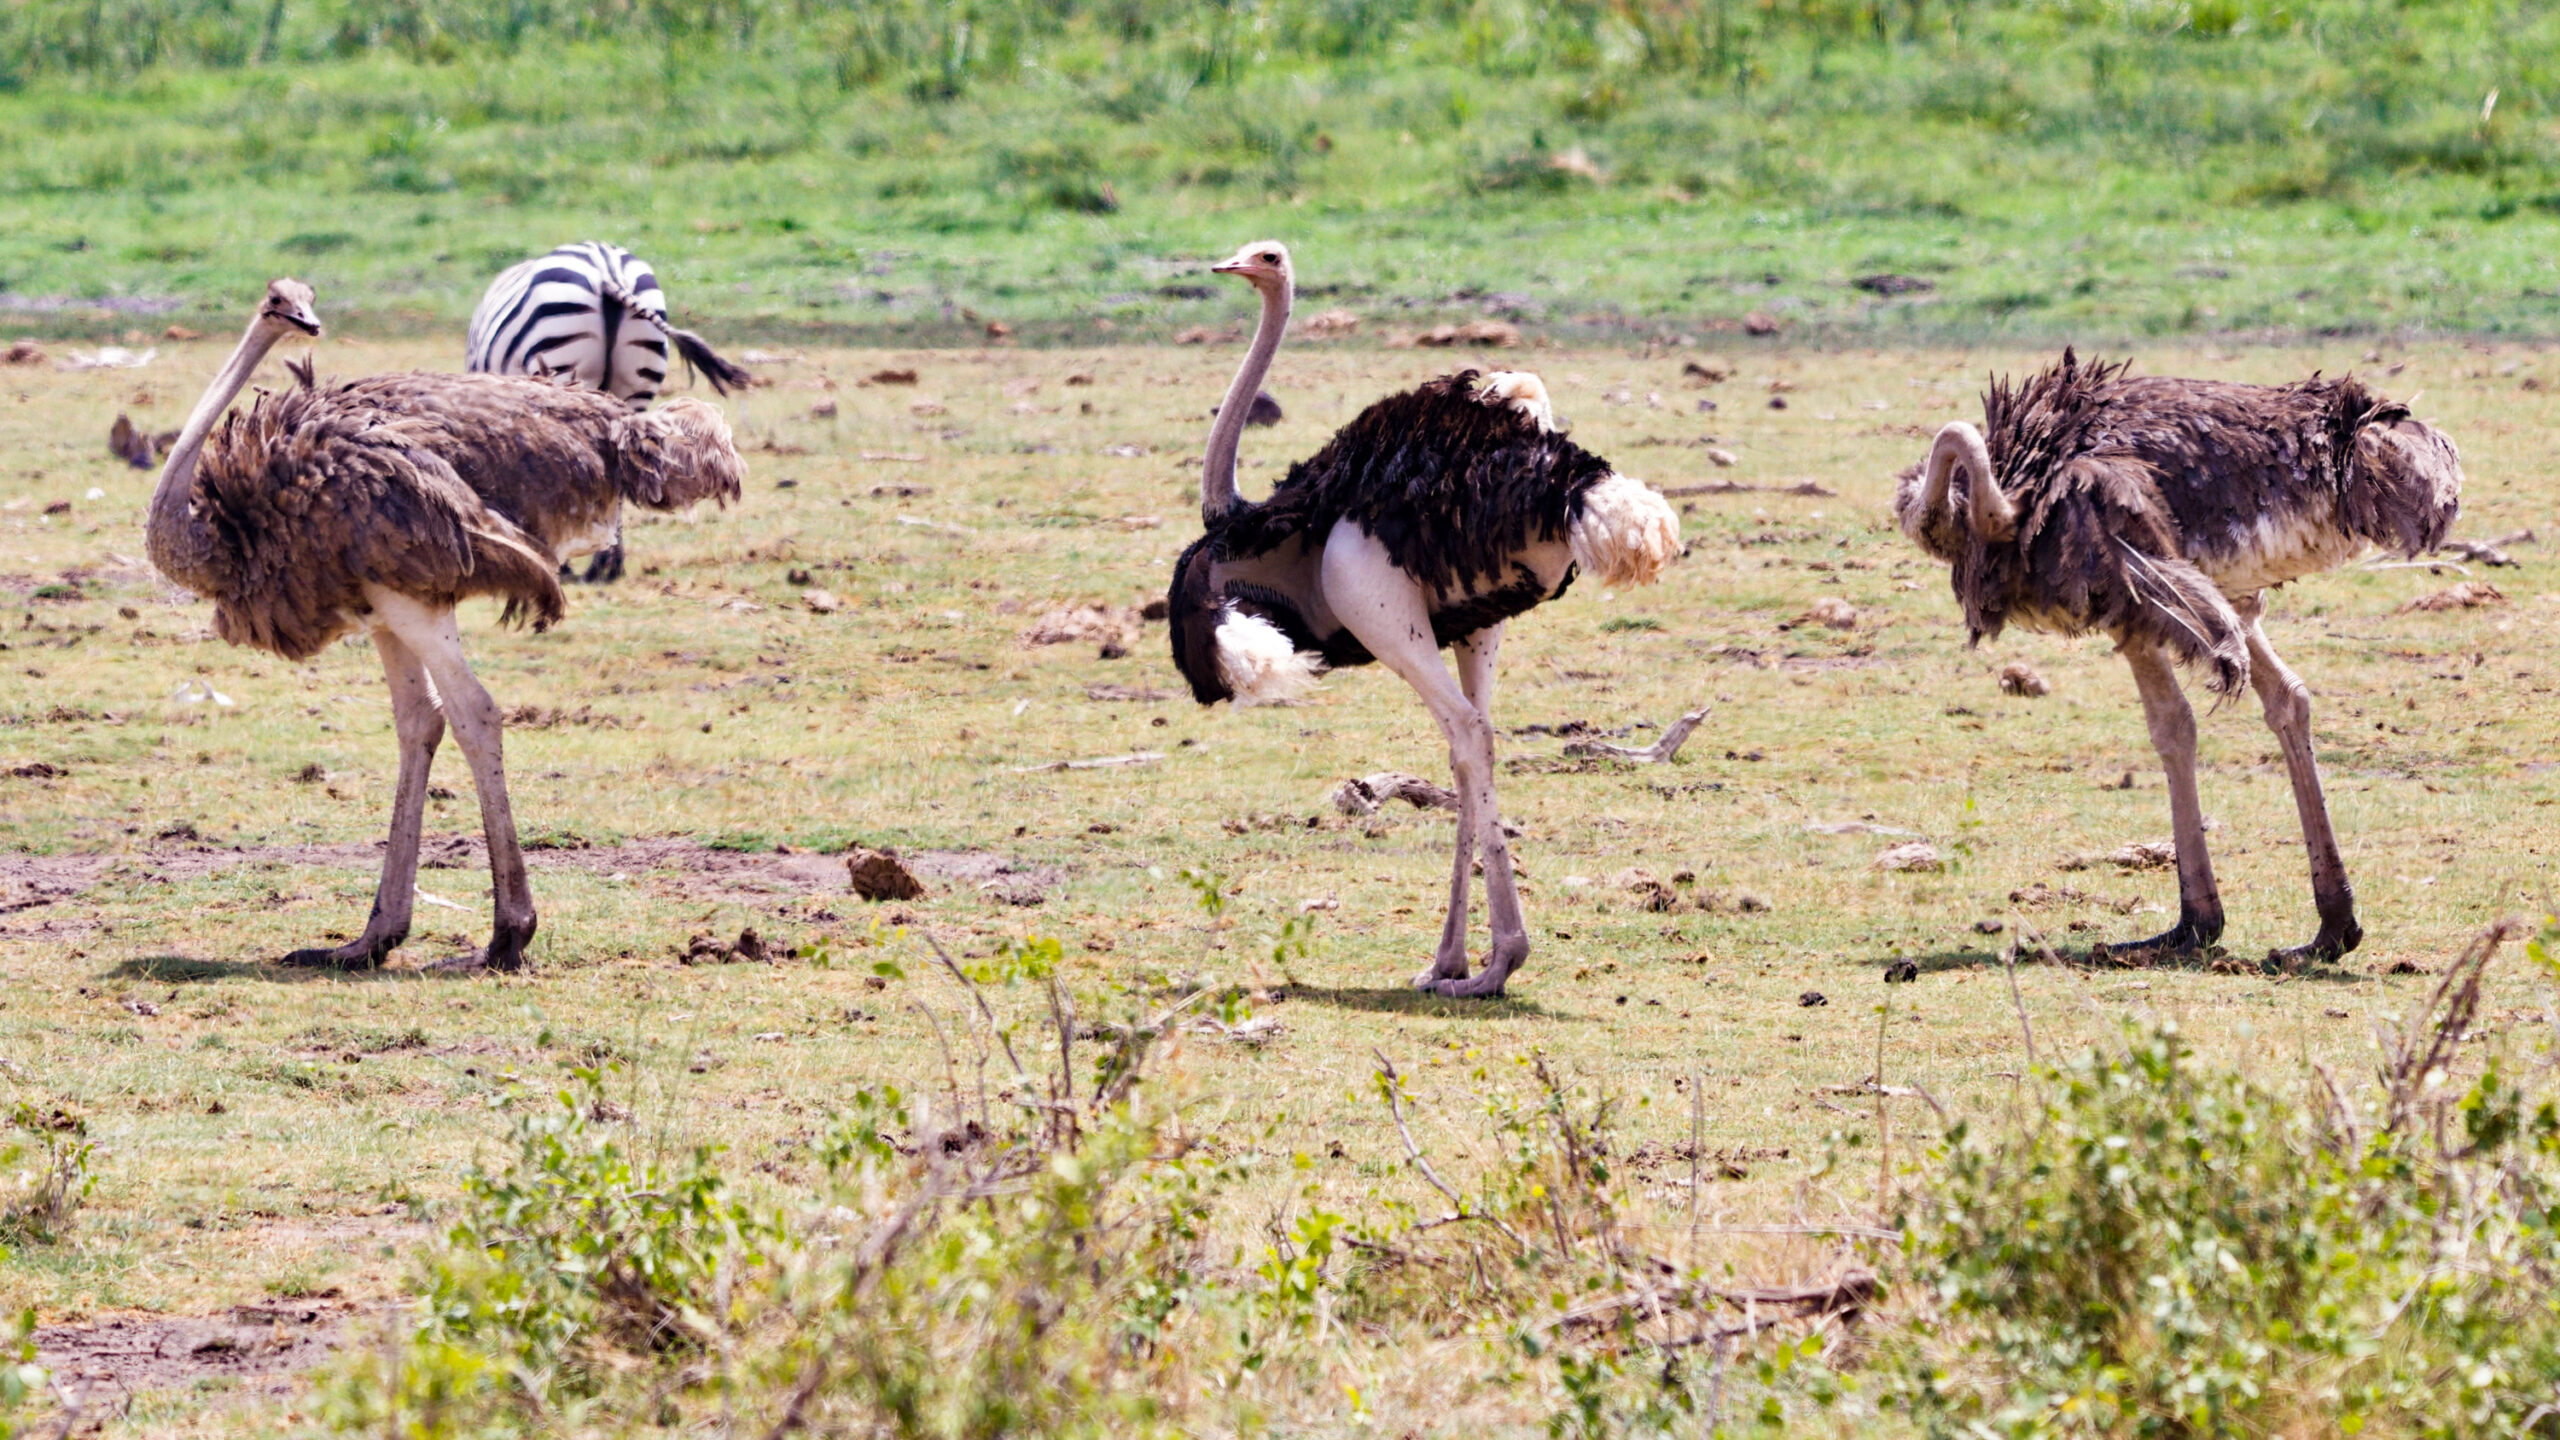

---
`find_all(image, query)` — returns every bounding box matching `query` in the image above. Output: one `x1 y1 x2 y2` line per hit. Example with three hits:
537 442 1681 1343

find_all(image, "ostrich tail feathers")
1568 473 1681 588
611 397 745 511
2112 539 2250 698
668 328 754 396
1214 608 1322 706
469 519 568 634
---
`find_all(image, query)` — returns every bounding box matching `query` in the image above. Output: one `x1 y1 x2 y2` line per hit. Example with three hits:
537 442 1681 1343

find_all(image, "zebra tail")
668 328 753 396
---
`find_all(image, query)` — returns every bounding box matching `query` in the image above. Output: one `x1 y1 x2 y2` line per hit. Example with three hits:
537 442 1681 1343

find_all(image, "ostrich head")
259 280 322 339
1893 420 2015 562
1211 241 1292 298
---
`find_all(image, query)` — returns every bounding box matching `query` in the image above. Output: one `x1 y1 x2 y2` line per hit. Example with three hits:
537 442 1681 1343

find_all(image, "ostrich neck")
147 320 287 583
1202 279 1290 524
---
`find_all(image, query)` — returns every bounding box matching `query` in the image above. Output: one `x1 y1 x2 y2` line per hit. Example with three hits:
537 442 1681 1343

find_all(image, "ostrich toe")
278 933 401 970
2090 916 2220 967
2268 914 2363 972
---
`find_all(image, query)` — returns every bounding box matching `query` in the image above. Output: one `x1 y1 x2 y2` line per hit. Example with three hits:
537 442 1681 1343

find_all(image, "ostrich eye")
1260 253 1277 263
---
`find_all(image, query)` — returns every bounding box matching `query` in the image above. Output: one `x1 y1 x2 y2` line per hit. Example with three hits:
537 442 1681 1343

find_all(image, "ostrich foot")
278 931 401 970
1413 942 1472 988
1419 937 1527 999
2089 916 2219 967
2268 914 2363 972
426 922 534 975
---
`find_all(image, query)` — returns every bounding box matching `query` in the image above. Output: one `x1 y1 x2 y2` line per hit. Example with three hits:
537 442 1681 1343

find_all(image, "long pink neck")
146 317 288 587
1202 276 1290 525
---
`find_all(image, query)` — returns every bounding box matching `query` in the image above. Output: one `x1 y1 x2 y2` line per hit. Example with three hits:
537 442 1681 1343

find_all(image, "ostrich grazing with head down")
1896 350 2460 967
466 242 753 582
147 280 744 971
1169 241 1681 998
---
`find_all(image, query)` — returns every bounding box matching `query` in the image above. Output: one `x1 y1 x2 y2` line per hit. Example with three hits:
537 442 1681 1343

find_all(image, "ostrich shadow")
1881 946 2372 984
1273 983 1571 1019
107 954 479 985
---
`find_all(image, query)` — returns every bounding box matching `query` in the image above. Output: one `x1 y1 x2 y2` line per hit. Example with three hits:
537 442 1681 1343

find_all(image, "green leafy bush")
1886 919 2560 1438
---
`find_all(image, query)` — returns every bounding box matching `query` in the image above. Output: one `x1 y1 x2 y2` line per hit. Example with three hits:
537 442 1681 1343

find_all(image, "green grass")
4 0 2560 341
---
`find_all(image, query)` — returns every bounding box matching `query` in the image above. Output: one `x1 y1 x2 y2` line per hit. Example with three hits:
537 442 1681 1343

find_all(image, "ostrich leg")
282 628 446 968
1452 622 1529 971
1321 528 1528 998
2237 600 2361 967
366 588 538 971
2112 642 2226 959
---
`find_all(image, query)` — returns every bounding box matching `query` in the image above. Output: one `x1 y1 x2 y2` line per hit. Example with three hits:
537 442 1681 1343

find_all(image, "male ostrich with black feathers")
1896 350 2460 968
1169 242 1680 998
147 280 743 971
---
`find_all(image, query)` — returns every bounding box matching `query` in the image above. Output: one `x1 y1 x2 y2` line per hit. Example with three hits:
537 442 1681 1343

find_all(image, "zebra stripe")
465 242 673 408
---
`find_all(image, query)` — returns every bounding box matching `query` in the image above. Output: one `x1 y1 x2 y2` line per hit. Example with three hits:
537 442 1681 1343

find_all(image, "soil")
34 1299 367 1406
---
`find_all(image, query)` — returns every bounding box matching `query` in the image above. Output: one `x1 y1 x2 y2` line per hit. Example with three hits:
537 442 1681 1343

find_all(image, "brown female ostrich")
1169 242 1680 998
146 280 743 971
1895 350 2460 967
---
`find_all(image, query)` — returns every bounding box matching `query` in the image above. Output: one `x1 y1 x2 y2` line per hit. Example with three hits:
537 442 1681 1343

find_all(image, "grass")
4 0 2560 341
0 332 2554 1430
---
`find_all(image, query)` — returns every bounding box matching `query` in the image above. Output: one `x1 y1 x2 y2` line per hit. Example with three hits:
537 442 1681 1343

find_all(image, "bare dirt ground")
0 335 2552 1429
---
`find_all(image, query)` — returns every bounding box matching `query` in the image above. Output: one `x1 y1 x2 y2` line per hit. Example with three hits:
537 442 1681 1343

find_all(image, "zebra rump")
465 241 749 404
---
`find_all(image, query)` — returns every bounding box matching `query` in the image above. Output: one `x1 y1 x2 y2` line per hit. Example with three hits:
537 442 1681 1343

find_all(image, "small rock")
1766 394 1788 410
847 847 927 902
1999 661 2050 697
3 339 44 365
1705 447 1737 467
1744 312 1780 337
1798 990 1828 1007
810 398 837 419
1805 597 1858 630
1974 918 2004 935
803 589 842 614
1873 841 1943 873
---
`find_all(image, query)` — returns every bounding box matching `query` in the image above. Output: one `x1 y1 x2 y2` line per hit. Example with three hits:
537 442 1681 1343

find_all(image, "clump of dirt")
847 847 928 902
1999 661 2051 697
2398 581 2506 614
1022 603 1141 653
35 1299 363 1403
682 926 772 964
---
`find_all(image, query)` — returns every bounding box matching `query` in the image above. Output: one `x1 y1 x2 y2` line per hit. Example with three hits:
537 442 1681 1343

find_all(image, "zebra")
465 242 751 582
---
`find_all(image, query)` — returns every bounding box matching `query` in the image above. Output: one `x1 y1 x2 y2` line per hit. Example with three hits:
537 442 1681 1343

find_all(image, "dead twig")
918 932 1033 1088
1009 750 1166 774
1371 1049 1527 1248
1562 706 1711 764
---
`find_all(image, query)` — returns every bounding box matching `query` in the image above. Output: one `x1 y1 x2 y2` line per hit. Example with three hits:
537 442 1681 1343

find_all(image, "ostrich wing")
193 389 564 662
1217 369 1615 595
314 373 741 554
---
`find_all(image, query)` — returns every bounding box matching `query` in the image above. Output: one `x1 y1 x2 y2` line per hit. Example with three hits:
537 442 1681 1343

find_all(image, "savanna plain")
2 328 2557 1435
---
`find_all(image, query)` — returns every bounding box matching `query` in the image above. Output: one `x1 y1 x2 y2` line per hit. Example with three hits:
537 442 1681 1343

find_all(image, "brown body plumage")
1895 349 2462 968
165 368 740 661
145 281 744 972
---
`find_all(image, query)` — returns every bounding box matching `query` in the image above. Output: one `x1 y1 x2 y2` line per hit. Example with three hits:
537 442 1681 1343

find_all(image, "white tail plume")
1215 607 1322 705
1568 473 1681 587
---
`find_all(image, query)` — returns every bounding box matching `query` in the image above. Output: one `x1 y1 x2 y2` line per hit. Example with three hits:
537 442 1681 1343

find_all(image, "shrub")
1885 918 2560 1437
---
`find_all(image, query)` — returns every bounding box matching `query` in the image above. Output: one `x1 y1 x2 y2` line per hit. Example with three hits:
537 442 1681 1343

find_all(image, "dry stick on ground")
908 1001 970 1129
1561 706 1712 763
2003 918 2039 1069
1370 1049 1527 1248
920 931 1033 1088
2383 918 2526 1136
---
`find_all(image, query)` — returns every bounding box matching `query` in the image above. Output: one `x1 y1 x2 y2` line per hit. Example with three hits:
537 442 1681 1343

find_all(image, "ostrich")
1895 350 2460 967
466 242 752 582
1169 241 1681 998
146 280 744 971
